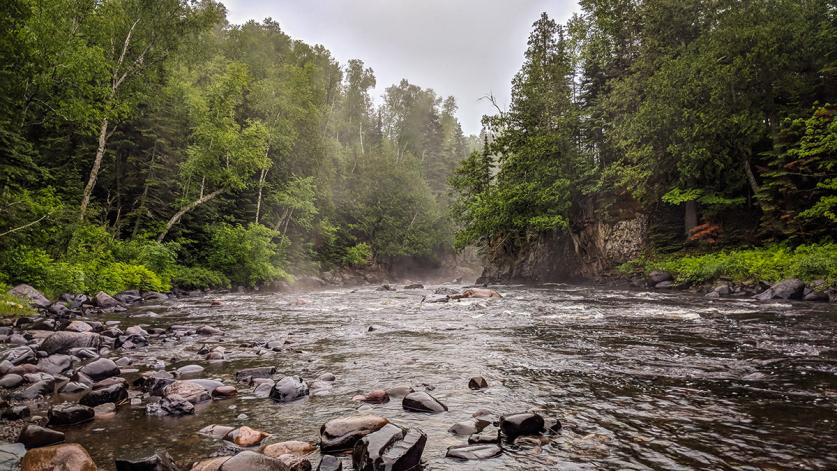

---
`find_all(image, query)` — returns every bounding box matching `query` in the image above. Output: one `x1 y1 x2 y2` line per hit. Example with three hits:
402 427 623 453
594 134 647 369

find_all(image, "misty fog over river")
57 284 836 470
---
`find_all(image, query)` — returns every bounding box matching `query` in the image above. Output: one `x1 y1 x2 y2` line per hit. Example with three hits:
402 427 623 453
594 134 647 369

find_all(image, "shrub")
172 265 230 290
342 242 372 267
206 223 286 287
112 238 178 285
83 262 167 294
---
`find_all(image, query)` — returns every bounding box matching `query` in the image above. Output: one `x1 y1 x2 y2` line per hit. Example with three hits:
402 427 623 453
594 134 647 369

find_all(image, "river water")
60 283 836 470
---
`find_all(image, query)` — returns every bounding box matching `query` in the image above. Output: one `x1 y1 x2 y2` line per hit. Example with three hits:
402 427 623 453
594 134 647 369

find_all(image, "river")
60 283 836 470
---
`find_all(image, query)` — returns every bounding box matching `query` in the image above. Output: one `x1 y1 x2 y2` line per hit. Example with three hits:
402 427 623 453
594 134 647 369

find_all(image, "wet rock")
79 357 120 382
1 405 30 420
654 281 674 289
320 415 390 452
196 325 223 336
163 380 210 403
468 376 488 390
468 425 500 444
224 426 270 447
80 383 128 407
48 403 94 426
0 442 26 470
2 346 36 365
146 395 194 416
19 379 55 400
402 391 447 413
253 381 274 398
213 385 237 398
235 366 275 382
647 271 672 284
276 455 311 471
448 420 484 436
451 288 502 299
175 364 204 377
142 291 168 301
269 376 309 402
60 293 90 309
40 331 101 355
95 291 121 308
134 371 174 396
24 372 54 383
754 278 805 301
445 444 502 460
65 321 93 333
20 443 97 470
375 284 396 292
18 425 65 449
125 325 148 337
423 295 449 303
316 372 336 382
37 354 73 376
59 381 90 395
499 412 544 438
198 424 236 439
316 455 342 471
309 380 334 397
10 284 51 308
192 450 288 471
352 389 389 404
352 423 426 471
384 386 413 398
206 347 225 361
0 373 23 388
262 440 316 459
403 284 423 289
803 280 830 302
114 449 180 471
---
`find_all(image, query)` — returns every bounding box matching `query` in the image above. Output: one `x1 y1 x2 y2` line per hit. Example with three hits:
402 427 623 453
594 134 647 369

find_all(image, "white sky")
222 0 579 135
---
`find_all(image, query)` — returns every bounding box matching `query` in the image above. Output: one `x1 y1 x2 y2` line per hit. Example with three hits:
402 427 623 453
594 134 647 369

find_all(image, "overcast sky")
222 0 579 135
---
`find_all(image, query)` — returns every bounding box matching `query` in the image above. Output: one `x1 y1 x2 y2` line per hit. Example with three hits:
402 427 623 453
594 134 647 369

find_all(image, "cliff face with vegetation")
452 1 836 286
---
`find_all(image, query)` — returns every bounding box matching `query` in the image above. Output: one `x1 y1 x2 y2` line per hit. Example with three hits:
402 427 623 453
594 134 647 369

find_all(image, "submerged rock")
114 449 180 471
320 415 390 452
445 444 502 460
352 424 426 471
48 403 94 426
352 389 389 404
468 376 488 390
402 391 447 413
198 424 236 439
269 376 309 402
234 366 275 382
20 443 97 470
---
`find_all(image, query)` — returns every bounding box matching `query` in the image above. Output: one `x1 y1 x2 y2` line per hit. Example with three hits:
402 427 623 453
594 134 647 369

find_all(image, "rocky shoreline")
1 282 536 471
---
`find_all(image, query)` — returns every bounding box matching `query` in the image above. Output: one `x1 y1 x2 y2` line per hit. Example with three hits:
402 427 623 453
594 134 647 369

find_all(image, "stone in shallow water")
79 358 120 382
446 444 502 460
352 423 427 471
499 412 545 438
162 380 209 403
352 389 389 404
317 455 342 471
17 425 65 449
468 425 500 444
0 373 23 389
48 403 95 426
175 364 204 377
319 415 389 452
402 391 447 413
269 376 309 402
114 449 180 471
224 426 270 447
20 443 97 470
37 354 73 376
468 376 488 390
199 424 236 439
146 395 194 416
234 366 275 382
80 383 127 407
192 450 287 471
0 442 26 470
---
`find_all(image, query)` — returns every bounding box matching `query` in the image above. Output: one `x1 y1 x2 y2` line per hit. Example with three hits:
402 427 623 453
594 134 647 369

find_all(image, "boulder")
316 455 342 471
18 425 65 449
213 385 237 398
20 443 97 471
196 325 223 336
352 424 426 471
647 271 672 284
146 395 194 416
40 332 101 355
499 412 544 438
269 376 309 402
262 441 316 459
95 291 121 308
754 278 805 301
80 383 128 407
113 291 142 305
803 280 830 302
175 364 204 377
445 444 502 460
65 321 93 333
1 405 31 420
79 357 120 382
224 426 270 447
48 403 94 426
142 291 168 301
19 379 55 400
654 281 674 289
198 424 236 439
10 284 50 308
253 381 274 398
192 451 288 471
0 373 23 388
114 450 180 471
2 346 36 365
0 442 26 470
320 415 389 452
448 419 485 436
468 425 500 444
162 380 209 403
37 354 73 376
402 392 447 413
351 389 389 404
468 376 488 390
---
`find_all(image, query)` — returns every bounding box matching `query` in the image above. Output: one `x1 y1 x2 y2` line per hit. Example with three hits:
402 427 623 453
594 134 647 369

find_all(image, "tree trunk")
157 188 224 242
79 118 109 221
255 167 267 224
744 158 760 199
684 200 698 235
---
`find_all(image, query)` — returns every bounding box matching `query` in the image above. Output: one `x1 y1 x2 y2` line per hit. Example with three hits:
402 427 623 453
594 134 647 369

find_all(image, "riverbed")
60 283 836 470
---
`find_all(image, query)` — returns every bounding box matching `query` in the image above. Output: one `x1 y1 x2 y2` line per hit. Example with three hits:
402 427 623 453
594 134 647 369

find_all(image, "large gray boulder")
40 331 101 355
352 424 426 471
320 415 390 452
754 278 805 301
10 284 50 308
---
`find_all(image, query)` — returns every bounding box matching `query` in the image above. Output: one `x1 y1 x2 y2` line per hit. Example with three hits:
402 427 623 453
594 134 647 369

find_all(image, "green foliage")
206 223 286 287
342 243 372 267
171 265 230 290
639 244 837 285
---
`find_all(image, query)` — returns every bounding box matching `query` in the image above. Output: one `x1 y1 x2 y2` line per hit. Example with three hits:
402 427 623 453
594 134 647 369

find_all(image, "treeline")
452 0 836 261
0 0 469 296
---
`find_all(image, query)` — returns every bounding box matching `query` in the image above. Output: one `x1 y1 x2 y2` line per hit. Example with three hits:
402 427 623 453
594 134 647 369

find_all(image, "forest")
1 0 836 301
0 0 471 298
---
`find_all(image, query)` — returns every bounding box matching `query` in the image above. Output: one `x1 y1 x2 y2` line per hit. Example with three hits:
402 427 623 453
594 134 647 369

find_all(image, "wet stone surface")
2 283 835 469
